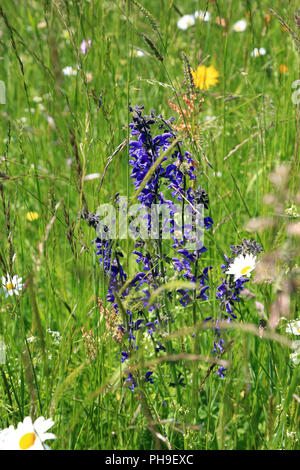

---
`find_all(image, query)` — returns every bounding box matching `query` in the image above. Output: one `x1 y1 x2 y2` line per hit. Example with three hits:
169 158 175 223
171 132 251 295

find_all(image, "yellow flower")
191 65 220 90
279 64 288 74
26 211 39 221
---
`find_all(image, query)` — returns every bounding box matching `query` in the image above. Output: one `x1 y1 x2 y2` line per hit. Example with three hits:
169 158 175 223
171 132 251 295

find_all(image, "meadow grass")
0 0 299 450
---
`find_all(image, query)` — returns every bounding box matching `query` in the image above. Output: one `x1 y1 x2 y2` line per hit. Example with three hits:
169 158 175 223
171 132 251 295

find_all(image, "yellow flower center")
297 328 300 334
6 283 14 290
241 266 251 275
19 432 36 450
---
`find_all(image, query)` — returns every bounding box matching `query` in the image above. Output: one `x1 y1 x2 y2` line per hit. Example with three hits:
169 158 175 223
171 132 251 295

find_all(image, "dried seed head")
287 222 300 236
98 298 124 343
245 217 275 233
253 252 280 284
269 164 290 187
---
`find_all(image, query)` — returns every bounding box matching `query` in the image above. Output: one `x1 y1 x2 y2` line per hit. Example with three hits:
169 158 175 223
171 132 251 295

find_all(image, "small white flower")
204 115 217 122
250 47 266 57
177 14 195 30
226 253 257 281
233 19 247 32
194 10 211 22
0 416 56 450
290 342 300 365
286 320 300 336
285 204 300 218
62 66 77 76
47 329 62 344
132 48 145 57
2 274 23 297
290 351 300 365
84 173 100 181
33 96 43 103
45 115 55 129
27 336 36 343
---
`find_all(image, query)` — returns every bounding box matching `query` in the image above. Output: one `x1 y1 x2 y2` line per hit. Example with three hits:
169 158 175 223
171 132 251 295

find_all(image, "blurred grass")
0 0 299 450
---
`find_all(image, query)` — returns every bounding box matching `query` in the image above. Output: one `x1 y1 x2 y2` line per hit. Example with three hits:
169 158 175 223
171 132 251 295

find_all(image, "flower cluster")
285 319 300 365
84 106 215 389
85 106 262 391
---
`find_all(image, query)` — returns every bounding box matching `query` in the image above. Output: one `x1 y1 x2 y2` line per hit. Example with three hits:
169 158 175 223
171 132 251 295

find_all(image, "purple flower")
145 371 154 384
80 38 91 55
121 351 129 363
204 217 214 230
126 373 137 391
215 367 226 379
84 106 220 392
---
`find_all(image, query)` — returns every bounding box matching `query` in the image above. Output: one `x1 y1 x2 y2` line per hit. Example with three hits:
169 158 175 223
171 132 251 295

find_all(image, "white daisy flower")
194 10 211 22
233 19 247 32
2 274 23 297
62 66 77 76
0 416 56 450
177 14 195 30
286 320 300 336
226 253 257 281
250 47 266 57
